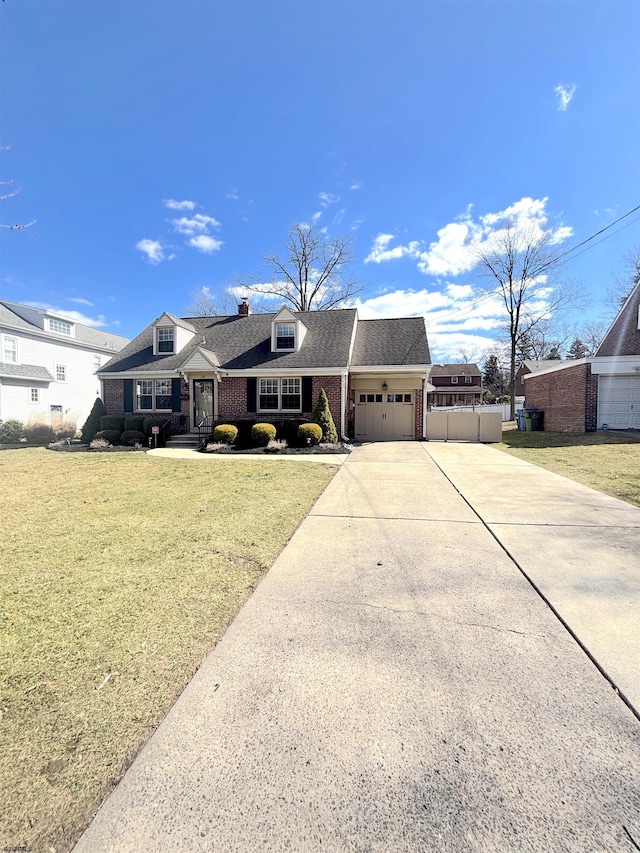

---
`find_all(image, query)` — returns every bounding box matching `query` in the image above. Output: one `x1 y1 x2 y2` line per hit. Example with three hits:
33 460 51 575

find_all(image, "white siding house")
0 300 128 429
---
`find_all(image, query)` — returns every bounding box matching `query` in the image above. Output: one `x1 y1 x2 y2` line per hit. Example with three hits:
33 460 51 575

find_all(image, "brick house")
514 360 562 397
428 364 482 407
524 282 640 431
98 302 431 441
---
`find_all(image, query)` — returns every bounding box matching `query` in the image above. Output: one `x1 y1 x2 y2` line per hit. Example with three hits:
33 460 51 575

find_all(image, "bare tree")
452 345 483 364
607 244 640 316
471 219 582 419
238 223 363 312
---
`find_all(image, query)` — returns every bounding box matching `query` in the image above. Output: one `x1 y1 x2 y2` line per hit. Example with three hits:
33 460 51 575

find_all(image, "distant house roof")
521 359 563 373
0 362 54 381
100 309 431 374
0 300 129 353
430 363 481 377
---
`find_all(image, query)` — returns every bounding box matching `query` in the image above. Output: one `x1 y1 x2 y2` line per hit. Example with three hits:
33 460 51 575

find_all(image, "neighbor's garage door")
355 391 415 440
598 375 640 429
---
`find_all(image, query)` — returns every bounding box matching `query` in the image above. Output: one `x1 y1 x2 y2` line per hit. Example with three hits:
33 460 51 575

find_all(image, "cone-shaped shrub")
311 389 338 443
81 397 107 444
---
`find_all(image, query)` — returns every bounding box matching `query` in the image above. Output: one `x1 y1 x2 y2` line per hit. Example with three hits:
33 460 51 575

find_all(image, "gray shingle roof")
351 317 430 366
0 362 54 381
430 363 481 376
100 308 432 375
0 300 129 352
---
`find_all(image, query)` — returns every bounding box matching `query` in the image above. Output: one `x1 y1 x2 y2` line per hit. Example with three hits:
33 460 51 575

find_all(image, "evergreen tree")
566 338 588 359
81 397 107 443
547 345 563 360
482 355 506 398
311 389 338 443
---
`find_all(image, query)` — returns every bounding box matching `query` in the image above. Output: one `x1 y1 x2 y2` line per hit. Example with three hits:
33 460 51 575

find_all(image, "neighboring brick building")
98 302 431 441
429 364 482 406
524 282 640 431
515 360 562 397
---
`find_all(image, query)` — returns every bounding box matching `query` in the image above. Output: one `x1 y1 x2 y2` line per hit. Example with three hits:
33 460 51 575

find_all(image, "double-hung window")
259 378 301 412
157 328 174 353
3 336 17 363
465 376 472 384
56 365 67 382
276 323 295 350
136 379 172 411
451 376 459 384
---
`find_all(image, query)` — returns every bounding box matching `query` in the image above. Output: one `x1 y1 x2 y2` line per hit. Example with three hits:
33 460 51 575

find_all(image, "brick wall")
525 363 597 432
414 383 424 438
102 377 190 434
596 285 640 356
218 378 248 420
103 378 124 413
312 376 342 432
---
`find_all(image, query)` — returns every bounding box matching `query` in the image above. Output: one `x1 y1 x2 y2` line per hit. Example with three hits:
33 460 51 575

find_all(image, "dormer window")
157 328 174 353
451 376 458 384
49 318 72 335
276 323 295 350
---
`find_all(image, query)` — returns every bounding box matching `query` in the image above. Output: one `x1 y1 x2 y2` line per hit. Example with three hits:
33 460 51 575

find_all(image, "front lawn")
496 428 640 507
0 449 337 852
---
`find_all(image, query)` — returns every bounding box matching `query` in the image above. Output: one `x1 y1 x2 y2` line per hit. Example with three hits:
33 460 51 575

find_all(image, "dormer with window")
152 313 195 356
47 315 75 337
270 306 307 353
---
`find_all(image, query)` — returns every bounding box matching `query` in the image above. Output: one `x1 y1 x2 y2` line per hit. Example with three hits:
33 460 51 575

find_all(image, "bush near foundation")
0 419 25 443
24 423 57 445
124 416 145 432
81 398 107 444
213 424 238 445
121 430 148 446
93 429 121 445
298 423 323 446
251 423 277 446
312 390 338 443
100 415 126 433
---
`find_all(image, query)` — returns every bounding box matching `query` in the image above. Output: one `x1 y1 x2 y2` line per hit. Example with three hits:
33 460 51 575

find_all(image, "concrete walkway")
75 442 640 853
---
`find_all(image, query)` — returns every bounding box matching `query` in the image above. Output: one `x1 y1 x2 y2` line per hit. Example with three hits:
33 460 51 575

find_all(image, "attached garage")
355 390 415 440
597 374 640 430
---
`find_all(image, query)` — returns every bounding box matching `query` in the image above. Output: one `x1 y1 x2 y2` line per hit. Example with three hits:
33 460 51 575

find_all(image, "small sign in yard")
152 426 160 434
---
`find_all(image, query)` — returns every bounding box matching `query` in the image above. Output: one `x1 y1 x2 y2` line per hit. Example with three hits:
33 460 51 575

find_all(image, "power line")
555 204 640 262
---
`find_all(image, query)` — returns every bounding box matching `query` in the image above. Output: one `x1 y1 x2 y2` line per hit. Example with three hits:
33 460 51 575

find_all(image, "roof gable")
596 281 640 357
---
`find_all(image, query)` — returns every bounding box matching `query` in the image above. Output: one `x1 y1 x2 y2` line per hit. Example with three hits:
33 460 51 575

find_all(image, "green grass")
496 427 640 506
0 449 337 852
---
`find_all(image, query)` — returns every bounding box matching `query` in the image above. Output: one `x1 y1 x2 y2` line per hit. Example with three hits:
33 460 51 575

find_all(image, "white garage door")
355 391 415 440
598 375 640 429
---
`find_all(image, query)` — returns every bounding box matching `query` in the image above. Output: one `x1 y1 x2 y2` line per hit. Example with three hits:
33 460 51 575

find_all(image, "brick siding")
218 377 248 420
102 378 190 434
525 363 597 432
312 376 342 433
414 382 424 439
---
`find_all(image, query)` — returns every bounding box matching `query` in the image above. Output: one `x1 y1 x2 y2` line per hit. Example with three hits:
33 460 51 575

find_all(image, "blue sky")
2 0 639 362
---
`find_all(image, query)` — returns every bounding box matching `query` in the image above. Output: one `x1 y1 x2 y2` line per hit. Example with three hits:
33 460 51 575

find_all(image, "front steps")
164 432 202 450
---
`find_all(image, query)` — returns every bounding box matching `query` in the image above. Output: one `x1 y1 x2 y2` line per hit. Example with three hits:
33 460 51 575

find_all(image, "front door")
193 379 215 428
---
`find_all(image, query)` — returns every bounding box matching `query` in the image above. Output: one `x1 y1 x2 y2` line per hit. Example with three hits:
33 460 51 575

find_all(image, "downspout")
422 372 428 439
340 370 349 441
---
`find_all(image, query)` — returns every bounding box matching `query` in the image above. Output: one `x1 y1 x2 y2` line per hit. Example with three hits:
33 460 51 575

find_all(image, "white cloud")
225 189 239 200
312 211 323 223
319 191 340 207
24 301 108 328
164 199 196 211
350 181 362 190
172 213 221 235
68 297 94 306
136 239 165 264
366 197 573 278
189 235 224 254
351 218 364 231
555 83 576 112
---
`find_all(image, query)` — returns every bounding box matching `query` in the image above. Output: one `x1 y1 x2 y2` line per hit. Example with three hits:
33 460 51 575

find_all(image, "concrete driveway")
75 442 640 853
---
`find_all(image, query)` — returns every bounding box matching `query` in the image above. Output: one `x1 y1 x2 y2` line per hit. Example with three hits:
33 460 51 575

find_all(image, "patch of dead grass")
0 449 336 852
496 429 640 506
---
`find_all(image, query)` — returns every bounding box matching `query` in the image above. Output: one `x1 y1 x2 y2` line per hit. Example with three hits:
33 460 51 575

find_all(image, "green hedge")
251 423 277 446
100 415 126 433
124 416 145 432
213 424 238 445
121 430 147 446
298 423 323 446
81 398 107 444
93 429 121 445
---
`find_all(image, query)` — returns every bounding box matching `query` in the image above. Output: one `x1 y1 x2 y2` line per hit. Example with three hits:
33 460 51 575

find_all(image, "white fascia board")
589 355 640 375
220 367 345 378
522 359 588 380
2 325 121 353
350 365 428 374
96 370 179 379
347 311 359 364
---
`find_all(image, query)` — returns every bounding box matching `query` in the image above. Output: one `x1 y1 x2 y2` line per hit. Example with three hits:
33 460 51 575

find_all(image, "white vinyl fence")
430 403 523 422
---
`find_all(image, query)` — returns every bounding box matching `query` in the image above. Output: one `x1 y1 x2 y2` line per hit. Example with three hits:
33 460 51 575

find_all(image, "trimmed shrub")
24 424 57 445
251 422 277 446
143 417 167 437
209 419 256 448
0 419 25 443
93 429 121 445
100 415 126 433
213 424 238 445
121 429 147 446
312 389 339 443
81 397 107 444
124 416 145 432
298 422 323 446
272 418 307 447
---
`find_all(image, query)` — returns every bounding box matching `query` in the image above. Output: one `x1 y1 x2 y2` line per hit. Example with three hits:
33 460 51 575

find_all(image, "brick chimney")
238 298 251 316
